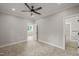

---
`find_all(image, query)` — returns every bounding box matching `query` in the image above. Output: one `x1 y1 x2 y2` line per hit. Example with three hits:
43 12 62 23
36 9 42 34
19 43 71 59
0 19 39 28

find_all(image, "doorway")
65 16 78 55
27 24 37 41
65 23 71 43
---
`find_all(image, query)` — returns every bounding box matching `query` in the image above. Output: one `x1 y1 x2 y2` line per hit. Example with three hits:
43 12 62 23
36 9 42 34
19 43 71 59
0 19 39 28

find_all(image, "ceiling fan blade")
34 7 42 11
24 3 31 10
21 10 30 12
33 11 41 15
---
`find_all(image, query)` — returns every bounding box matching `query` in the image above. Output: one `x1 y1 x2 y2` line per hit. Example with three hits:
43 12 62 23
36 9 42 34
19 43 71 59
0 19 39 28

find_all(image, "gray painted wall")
0 13 32 46
36 6 79 49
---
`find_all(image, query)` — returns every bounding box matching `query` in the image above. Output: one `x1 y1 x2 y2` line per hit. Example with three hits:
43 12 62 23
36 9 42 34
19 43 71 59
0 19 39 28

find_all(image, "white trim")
0 40 27 48
38 40 65 50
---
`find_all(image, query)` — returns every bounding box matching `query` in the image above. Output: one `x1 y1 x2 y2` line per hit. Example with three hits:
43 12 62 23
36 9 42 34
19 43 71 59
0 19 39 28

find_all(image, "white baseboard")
0 40 27 48
38 40 65 50
0 39 65 50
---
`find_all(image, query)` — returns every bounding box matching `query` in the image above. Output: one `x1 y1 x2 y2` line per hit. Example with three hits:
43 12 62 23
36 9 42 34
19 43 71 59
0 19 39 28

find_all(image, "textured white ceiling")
0 3 79 20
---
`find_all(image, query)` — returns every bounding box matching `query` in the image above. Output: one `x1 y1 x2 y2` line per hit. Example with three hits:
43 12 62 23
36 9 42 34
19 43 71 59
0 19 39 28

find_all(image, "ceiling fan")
21 3 42 16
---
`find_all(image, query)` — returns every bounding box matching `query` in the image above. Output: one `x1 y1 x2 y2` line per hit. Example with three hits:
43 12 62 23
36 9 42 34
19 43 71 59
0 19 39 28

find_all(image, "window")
27 25 33 32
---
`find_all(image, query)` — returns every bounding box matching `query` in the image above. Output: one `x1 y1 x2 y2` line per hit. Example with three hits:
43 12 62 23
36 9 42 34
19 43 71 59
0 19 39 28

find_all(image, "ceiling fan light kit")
21 3 42 16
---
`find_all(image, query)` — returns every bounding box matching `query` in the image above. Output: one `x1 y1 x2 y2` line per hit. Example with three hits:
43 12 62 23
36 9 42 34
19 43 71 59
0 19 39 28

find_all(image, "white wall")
0 13 33 46
37 14 64 49
36 6 79 49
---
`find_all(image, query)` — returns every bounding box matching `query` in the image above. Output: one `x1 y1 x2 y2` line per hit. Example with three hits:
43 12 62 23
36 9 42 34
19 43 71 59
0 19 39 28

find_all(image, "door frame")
65 23 71 42
63 13 79 50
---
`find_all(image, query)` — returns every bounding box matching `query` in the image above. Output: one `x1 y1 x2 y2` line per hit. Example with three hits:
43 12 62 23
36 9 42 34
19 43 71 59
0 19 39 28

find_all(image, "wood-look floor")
0 40 78 56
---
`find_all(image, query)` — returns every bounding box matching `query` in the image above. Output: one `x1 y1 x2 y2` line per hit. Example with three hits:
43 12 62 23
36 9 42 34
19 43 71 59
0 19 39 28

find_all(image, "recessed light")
12 8 16 11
